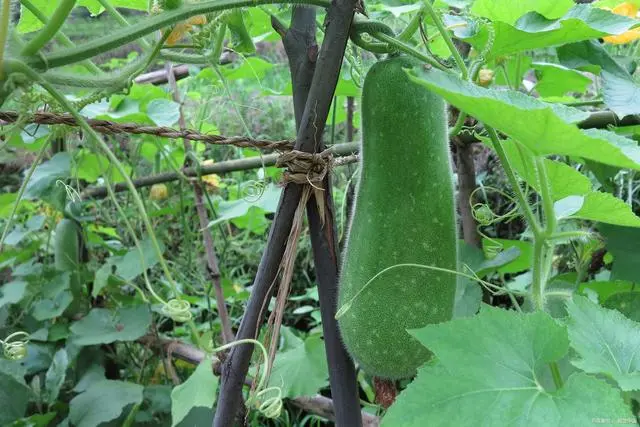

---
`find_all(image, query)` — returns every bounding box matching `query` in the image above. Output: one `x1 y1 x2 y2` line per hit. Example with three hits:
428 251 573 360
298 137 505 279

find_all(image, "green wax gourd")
337 56 457 379
54 219 83 307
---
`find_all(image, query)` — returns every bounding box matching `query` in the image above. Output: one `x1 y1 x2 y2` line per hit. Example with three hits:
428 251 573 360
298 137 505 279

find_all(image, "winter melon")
337 56 457 379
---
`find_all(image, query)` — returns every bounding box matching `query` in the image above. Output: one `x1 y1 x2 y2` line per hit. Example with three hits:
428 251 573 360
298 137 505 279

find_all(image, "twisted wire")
0 111 294 151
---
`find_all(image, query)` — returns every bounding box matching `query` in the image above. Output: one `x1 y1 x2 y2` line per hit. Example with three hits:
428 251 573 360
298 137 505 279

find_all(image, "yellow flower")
164 15 207 46
602 3 640 44
201 160 221 191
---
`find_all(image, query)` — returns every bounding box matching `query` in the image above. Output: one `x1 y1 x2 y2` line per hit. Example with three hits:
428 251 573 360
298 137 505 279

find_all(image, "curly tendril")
56 180 82 203
161 298 192 322
1 332 30 360
471 203 494 226
211 338 283 419
249 386 283 419
469 186 521 256
242 180 266 202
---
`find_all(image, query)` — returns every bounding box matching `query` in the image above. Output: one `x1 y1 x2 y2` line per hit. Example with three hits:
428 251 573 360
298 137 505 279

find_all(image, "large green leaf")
171 359 218 426
70 305 151 345
267 334 329 398
382 306 633 426
408 67 640 170
471 0 574 25
558 41 640 117
69 380 144 427
554 192 640 227
453 5 638 59
566 295 640 391
532 63 591 97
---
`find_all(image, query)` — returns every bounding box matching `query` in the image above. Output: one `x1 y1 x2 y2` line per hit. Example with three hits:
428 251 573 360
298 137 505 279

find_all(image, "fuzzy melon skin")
338 56 457 379
54 219 83 308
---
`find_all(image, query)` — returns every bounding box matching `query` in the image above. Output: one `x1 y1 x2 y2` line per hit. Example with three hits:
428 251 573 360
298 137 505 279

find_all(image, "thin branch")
81 144 359 199
165 61 235 345
454 136 481 248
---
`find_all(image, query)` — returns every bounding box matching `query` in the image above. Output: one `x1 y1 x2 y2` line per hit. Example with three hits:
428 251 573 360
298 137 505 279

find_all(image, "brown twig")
0 111 294 152
165 62 234 345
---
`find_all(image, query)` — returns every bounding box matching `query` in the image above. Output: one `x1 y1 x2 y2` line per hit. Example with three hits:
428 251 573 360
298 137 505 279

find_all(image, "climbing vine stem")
22 0 332 71
21 0 77 57
423 0 467 79
0 0 10 80
371 32 450 72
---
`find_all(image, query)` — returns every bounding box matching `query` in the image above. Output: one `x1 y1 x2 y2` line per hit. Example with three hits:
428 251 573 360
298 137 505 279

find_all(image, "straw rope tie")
275 149 332 188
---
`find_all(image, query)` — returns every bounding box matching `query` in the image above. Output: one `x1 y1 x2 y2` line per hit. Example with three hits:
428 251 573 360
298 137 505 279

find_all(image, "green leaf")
0 280 28 309
455 242 520 318
18 0 147 33
70 305 151 345
223 57 273 81
222 9 256 54
0 371 30 425
471 0 573 25
17 1 57 33
382 306 633 426
146 99 180 127
171 359 218 426
9 412 57 427
31 291 73 321
93 236 166 297
0 193 18 218
207 184 281 229
408 67 640 170
604 292 640 322
44 348 69 405
554 192 640 227
566 295 640 391
599 224 640 281
489 55 533 88
532 62 591 97
457 5 637 59
482 238 533 273
69 380 143 427
482 136 593 201
24 152 70 199
558 41 640 117
579 280 637 302
267 334 329 398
